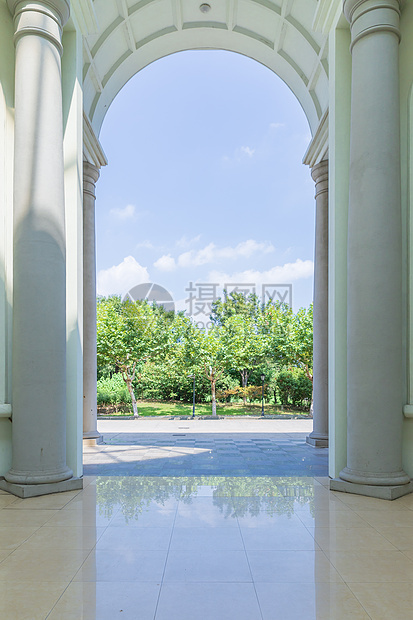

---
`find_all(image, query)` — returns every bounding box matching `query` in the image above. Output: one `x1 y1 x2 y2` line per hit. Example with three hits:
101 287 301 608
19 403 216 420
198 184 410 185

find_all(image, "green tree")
183 325 229 416
289 304 313 381
96 296 156 418
210 291 262 327
201 328 226 416
220 313 266 404
262 301 294 366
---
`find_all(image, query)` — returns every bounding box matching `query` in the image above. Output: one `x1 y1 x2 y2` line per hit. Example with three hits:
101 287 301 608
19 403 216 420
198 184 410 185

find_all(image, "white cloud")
97 256 149 296
176 234 202 249
136 240 155 250
240 146 255 157
222 145 256 165
207 259 314 287
154 254 176 272
176 240 274 268
270 122 285 130
109 204 136 220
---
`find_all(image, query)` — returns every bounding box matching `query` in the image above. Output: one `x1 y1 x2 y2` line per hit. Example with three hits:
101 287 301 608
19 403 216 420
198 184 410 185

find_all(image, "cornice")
303 109 329 168
313 0 342 34
83 112 108 169
70 0 98 36
343 0 401 23
7 0 70 27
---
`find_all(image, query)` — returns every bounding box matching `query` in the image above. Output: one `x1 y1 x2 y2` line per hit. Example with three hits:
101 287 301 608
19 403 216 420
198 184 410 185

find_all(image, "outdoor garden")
96 292 313 419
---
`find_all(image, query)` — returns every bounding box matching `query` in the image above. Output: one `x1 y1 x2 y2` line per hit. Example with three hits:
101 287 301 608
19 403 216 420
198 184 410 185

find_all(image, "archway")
3 0 410 500
90 48 318 446
80 2 329 454
82 0 329 138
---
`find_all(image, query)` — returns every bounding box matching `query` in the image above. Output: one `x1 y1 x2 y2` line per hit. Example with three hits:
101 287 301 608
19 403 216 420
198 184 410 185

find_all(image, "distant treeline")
97 292 313 416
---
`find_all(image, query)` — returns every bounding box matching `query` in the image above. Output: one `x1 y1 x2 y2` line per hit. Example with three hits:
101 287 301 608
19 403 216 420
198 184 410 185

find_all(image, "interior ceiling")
82 0 329 136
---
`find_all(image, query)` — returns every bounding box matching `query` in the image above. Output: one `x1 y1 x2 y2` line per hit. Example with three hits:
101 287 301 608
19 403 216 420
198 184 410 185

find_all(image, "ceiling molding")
83 112 108 168
313 0 342 34
303 108 329 167
71 0 99 36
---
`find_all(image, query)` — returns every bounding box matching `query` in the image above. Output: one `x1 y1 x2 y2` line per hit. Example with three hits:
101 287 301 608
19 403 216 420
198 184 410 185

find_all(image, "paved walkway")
84 419 328 477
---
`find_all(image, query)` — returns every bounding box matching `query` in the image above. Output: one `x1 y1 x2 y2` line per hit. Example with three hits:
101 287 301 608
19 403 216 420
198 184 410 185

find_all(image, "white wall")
0 1 14 476
62 24 85 479
328 20 351 479
400 1 413 477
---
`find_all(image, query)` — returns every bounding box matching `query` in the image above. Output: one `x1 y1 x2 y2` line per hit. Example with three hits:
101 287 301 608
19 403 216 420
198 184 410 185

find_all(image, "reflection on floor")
1 476 413 619
84 432 328 477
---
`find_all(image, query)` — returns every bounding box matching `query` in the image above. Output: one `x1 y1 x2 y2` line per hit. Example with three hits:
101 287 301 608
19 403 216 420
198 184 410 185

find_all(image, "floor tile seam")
43 543 98 619
153 488 181 619
398 548 413 562
341 583 378 620
235 506 262 605
324 547 413 576
0 520 49 555
44 577 81 619
310 545 343 582
299 521 324 552
346 527 399 553
351 512 411 534
0 524 67 564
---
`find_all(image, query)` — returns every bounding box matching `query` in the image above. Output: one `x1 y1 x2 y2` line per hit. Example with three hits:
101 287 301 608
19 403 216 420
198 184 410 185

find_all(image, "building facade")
0 0 413 499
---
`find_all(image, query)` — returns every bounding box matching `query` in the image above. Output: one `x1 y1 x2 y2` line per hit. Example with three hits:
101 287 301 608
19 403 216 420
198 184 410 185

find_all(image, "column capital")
343 0 401 49
7 1 70 53
311 160 328 198
8 0 70 24
311 159 328 183
83 161 100 201
83 161 100 184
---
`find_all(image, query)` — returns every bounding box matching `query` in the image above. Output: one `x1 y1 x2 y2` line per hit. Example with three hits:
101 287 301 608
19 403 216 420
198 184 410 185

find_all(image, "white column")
83 161 102 444
307 160 329 448
0 0 82 497
331 0 412 499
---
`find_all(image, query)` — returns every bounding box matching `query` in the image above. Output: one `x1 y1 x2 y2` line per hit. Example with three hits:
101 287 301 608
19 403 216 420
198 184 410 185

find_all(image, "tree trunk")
126 378 138 418
241 369 248 406
211 379 217 417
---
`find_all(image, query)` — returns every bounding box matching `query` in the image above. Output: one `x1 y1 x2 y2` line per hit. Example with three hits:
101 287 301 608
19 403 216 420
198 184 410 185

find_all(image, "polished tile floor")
83 431 328 477
1 475 413 619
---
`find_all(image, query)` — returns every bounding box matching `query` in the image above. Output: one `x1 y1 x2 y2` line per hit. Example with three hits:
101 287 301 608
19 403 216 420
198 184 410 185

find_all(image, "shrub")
97 374 130 406
276 368 312 408
217 385 269 403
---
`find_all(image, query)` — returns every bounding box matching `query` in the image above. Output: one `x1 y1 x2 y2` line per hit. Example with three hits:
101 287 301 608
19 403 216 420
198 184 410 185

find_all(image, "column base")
83 431 103 446
306 432 328 448
4 465 73 485
330 478 413 501
0 476 83 499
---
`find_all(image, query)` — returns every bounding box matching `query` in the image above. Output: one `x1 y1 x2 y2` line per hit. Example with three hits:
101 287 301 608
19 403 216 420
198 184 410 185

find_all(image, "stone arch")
79 0 330 452
82 0 329 137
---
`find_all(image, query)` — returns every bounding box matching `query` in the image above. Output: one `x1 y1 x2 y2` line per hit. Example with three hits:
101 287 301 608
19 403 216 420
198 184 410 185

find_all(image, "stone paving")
84 419 328 477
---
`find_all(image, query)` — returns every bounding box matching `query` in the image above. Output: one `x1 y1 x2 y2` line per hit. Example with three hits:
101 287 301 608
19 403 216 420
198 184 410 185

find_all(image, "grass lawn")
97 400 311 418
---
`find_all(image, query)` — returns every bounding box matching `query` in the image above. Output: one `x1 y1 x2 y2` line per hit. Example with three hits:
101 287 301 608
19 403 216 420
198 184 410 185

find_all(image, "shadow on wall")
0 268 12 477
0 2 14 476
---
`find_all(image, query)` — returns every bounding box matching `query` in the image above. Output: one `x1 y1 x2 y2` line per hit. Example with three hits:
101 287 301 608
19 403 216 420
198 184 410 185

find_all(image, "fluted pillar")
331 0 412 499
307 160 329 448
83 161 102 445
0 0 82 497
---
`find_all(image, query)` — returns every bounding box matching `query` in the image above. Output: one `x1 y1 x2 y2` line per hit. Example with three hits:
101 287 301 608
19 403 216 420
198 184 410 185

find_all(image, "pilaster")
0 0 82 496
331 0 412 498
307 160 329 448
83 161 102 445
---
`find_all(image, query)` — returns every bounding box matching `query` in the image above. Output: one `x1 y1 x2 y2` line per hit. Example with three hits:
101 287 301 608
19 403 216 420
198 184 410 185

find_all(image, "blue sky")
96 50 315 321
